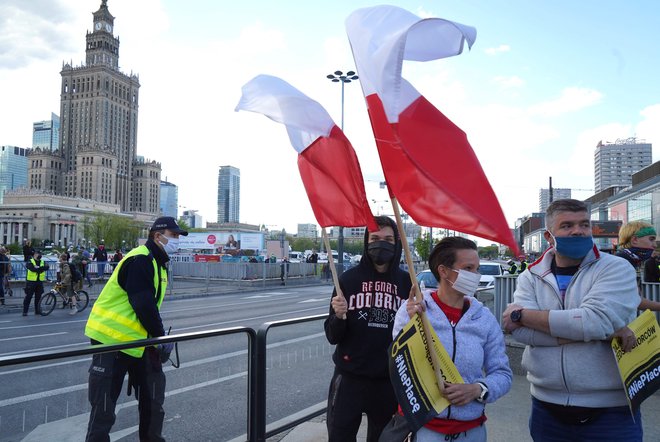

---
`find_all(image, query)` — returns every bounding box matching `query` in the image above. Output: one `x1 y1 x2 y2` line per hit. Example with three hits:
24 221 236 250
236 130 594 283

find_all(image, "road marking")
298 298 327 303
174 306 327 331
0 332 67 342
0 357 91 375
0 332 327 407
0 341 89 357
0 319 87 330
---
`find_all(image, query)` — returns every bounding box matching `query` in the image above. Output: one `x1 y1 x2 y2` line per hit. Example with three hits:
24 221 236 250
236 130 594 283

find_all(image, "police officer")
84 216 187 442
23 249 49 316
507 259 518 275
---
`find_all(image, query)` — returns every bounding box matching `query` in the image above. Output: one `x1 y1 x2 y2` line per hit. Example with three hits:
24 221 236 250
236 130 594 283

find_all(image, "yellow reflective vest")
85 245 167 357
26 258 46 281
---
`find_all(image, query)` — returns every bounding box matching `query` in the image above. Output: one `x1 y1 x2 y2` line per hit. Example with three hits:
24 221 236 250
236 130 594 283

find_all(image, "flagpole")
391 197 445 392
322 227 346 320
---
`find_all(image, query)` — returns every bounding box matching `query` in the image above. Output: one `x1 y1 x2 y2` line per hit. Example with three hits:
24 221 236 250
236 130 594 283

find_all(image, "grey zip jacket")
512 245 639 407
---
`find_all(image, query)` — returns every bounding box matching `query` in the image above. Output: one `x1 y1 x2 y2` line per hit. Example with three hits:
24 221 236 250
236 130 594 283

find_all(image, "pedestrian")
396 237 512 441
0 247 8 305
93 243 108 280
84 216 187 441
22 239 34 262
324 216 412 442
506 259 518 275
72 250 93 287
643 251 660 283
502 199 642 441
23 250 49 316
58 253 78 315
280 257 289 285
112 249 123 272
615 220 660 310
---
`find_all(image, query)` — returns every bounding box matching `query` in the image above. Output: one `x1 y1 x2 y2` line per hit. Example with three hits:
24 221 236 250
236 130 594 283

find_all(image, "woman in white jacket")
394 237 512 442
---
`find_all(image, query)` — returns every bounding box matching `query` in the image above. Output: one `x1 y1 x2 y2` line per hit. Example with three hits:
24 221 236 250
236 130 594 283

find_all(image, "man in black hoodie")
324 216 412 442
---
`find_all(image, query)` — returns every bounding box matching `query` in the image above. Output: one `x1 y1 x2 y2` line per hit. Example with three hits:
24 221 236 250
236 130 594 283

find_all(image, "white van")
289 251 304 263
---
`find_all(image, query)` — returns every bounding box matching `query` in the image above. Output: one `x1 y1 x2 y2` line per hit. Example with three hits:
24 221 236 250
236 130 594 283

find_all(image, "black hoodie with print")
324 216 412 379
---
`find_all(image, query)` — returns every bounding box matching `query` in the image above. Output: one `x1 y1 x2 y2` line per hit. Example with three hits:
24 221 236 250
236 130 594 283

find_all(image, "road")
0 285 335 441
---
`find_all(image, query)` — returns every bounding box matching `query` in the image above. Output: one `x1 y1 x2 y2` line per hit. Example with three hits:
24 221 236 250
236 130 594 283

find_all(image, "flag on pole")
235 74 378 232
346 6 519 253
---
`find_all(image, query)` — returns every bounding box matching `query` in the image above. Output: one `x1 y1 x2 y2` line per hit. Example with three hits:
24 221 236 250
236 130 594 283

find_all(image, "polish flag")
346 6 519 253
235 75 378 232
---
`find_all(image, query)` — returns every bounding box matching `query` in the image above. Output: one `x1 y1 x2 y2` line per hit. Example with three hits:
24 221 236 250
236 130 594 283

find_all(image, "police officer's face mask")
158 234 179 256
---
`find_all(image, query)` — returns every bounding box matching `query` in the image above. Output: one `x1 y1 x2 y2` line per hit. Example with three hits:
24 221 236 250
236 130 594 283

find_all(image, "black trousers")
85 344 166 442
23 281 44 314
326 369 397 442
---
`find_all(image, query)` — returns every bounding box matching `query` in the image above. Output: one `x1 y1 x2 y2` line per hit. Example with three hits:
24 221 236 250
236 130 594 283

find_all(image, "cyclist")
59 253 78 315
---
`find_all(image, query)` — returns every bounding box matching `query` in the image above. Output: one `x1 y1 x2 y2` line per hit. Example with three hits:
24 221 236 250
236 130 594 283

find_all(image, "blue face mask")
551 234 593 260
629 247 654 261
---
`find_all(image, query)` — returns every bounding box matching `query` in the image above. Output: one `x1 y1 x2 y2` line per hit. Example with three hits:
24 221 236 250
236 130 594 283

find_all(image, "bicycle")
39 282 89 316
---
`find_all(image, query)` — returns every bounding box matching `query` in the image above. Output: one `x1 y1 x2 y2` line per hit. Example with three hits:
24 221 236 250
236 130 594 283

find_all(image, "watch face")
95 22 102 30
511 309 523 323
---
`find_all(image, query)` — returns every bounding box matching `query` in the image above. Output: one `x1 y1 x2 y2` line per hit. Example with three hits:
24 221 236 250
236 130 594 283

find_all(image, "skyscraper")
217 166 240 223
0 146 28 204
32 113 60 151
27 0 161 214
539 188 571 212
160 180 178 218
594 138 652 193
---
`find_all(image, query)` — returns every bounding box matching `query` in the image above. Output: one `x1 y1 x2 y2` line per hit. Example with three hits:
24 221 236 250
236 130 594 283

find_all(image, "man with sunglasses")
84 216 187 442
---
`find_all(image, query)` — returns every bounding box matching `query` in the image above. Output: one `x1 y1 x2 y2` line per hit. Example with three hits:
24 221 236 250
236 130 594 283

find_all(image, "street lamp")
326 69 359 271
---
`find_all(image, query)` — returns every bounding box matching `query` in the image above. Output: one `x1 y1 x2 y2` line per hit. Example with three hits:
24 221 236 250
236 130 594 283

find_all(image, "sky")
2 0 660 244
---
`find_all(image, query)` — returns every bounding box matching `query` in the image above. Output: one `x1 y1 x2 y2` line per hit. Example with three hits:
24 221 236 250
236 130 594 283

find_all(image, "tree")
81 212 142 250
414 232 434 262
478 245 499 260
177 218 191 232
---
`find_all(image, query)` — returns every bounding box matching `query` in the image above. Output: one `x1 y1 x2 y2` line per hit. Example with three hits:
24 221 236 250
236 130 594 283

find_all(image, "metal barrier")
0 316 331 441
493 274 517 326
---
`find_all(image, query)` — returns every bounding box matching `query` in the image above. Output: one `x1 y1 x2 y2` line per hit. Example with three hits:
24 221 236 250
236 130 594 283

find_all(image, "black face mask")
367 241 396 265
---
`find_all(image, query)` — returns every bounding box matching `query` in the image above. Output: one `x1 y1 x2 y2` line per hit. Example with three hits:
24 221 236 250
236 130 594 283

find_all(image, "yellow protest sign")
612 309 660 411
389 313 462 431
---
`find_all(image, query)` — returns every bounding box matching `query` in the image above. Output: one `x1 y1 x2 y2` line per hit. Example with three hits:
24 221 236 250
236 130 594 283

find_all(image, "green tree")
177 218 191 232
478 245 499 260
414 232 434 262
81 212 142 250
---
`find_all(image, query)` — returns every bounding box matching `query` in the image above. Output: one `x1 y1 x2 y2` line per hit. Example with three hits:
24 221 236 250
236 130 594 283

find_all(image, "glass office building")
0 146 29 203
217 166 240 223
160 180 178 219
32 113 60 151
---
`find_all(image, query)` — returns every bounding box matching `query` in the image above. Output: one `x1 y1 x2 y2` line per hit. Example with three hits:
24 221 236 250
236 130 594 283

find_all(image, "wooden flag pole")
322 227 346 320
391 197 445 391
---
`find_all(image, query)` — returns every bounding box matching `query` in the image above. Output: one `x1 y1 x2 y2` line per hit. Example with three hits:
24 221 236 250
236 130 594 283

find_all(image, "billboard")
178 232 264 252
591 220 623 238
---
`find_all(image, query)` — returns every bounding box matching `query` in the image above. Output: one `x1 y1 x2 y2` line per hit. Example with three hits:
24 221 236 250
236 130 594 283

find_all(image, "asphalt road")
0 285 335 441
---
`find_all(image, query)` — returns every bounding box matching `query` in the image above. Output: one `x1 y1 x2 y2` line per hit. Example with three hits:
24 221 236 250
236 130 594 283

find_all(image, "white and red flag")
346 6 518 253
235 74 378 232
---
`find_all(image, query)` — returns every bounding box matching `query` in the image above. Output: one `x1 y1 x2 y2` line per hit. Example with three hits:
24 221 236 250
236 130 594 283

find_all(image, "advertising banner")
612 310 660 411
179 232 263 252
388 313 462 431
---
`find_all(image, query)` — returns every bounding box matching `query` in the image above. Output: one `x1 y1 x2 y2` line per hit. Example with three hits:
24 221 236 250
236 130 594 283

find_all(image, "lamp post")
326 70 359 271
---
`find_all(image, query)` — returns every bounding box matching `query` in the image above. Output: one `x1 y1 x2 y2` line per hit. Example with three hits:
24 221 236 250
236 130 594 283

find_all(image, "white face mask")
159 235 179 255
450 269 481 296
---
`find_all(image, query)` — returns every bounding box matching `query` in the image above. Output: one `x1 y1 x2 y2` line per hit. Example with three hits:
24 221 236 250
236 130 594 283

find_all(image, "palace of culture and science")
1 1 161 246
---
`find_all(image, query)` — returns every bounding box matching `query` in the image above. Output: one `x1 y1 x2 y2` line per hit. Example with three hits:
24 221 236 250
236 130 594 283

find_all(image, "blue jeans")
97 261 106 278
530 397 642 442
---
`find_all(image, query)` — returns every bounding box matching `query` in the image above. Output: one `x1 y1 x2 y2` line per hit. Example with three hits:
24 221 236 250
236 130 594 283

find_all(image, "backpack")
69 263 83 283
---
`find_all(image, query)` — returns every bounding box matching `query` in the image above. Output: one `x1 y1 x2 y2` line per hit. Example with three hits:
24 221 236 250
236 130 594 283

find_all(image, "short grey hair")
545 199 589 231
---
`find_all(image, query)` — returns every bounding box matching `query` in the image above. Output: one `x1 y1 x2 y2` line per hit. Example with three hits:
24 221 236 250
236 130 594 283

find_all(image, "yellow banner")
612 310 660 411
389 313 462 430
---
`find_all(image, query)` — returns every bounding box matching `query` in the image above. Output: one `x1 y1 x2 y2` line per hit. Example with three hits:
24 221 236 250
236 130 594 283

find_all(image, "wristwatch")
510 309 524 323
476 382 489 403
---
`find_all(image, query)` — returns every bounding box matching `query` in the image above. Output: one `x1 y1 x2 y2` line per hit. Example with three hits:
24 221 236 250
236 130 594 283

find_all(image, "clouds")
528 87 604 117
484 44 510 56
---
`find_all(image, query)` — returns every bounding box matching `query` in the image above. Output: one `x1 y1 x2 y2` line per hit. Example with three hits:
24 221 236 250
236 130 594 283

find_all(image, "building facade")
32 113 60 151
538 188 571 212
27 0 160 214
594 138 652 193
181 209 203 228
217 165 240 223
160 180 178 218
0 146 29 204
297 223 318 239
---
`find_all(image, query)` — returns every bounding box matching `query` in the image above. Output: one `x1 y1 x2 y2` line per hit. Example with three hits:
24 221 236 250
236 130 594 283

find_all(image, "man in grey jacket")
502 199 641 441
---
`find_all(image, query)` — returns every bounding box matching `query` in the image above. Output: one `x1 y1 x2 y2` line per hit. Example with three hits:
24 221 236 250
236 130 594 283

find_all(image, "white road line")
0 357 91 375
0 341 89 357
0 331 67 342
174 305 327 331
0 332 326 407
298 298 327 303
0 319 87 330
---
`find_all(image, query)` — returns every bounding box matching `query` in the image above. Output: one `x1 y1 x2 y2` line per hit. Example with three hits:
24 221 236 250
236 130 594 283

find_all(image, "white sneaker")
69 305 78 315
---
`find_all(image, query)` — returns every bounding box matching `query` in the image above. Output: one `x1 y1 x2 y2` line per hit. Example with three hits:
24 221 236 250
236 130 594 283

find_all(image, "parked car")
415 261 504 293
